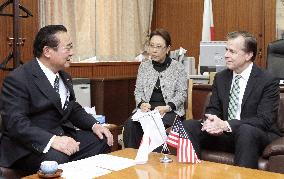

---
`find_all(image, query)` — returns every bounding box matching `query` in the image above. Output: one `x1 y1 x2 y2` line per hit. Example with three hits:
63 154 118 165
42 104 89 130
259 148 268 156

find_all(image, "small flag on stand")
202 0 215 41
167 119 200 163
133 110 167 164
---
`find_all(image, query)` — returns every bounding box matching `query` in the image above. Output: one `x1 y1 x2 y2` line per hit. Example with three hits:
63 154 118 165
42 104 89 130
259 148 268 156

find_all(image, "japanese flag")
202 0 215 41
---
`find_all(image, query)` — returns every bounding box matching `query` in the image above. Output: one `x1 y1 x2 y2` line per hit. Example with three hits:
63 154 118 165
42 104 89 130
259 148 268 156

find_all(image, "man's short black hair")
33 25 67 58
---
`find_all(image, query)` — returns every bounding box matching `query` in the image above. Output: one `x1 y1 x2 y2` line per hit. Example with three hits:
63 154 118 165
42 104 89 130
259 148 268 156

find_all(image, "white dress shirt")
37 59 69 108
37 59 69 153
225 62 253 132
231 62 253 120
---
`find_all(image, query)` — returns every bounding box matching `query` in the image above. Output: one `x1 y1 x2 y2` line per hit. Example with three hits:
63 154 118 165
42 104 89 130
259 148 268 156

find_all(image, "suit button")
32 144 39 151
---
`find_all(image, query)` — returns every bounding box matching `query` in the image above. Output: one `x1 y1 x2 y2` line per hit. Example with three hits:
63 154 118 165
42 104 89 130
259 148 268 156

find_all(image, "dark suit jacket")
205 64 281 136
0 59 98 167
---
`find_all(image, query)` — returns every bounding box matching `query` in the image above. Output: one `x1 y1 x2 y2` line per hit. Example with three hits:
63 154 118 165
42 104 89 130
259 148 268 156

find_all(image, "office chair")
266 39 284 83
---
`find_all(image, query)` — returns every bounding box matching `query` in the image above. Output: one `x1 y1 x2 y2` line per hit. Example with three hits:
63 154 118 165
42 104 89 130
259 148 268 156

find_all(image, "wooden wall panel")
0 0 38 85
152 0 203 68
20 0 39 63
0 0 38 64
213 0 264 67
152 0 276 69
0 0 12 69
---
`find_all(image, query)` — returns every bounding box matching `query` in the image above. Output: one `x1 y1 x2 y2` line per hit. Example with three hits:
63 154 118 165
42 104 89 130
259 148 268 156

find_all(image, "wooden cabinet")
192 84 212 119
66 61 140 78
91 77 137 126
66 62 140 126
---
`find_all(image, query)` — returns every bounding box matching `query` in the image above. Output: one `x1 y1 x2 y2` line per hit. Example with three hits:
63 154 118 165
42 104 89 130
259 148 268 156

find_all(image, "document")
58 154 136 178
84 154 136 171
59 163 111 179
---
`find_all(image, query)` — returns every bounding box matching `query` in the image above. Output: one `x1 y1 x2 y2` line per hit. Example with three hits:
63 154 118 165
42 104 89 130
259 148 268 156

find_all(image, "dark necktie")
54 75 59 93
54 75 69 110
228 75 241 120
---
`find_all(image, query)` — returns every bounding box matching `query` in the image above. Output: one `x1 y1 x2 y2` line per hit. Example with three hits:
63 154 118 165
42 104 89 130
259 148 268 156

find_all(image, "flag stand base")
160 154 173 163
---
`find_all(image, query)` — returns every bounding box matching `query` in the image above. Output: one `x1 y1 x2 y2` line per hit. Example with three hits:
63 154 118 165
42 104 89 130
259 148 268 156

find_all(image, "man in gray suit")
183 31 281 169
0 25 113 173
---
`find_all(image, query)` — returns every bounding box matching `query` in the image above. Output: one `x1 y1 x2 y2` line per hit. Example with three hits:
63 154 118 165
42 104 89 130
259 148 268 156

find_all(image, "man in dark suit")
0 25 113 173
183 31 281 169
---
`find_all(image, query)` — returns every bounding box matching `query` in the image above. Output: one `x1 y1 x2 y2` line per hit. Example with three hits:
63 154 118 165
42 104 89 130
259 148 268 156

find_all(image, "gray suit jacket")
0 59 98 167
134 59 187 116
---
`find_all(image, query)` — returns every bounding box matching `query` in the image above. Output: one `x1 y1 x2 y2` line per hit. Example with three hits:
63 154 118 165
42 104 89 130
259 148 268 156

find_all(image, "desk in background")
65 61 139 126
65 61 140 78
91 76 136 126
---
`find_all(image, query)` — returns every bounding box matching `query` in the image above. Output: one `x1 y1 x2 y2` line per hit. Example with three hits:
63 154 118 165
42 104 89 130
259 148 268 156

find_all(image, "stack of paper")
83 154 136 171
58 154 136 179
59 164 110 179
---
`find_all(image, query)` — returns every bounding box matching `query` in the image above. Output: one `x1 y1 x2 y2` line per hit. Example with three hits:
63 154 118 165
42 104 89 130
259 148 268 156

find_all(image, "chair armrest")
263 137 284 158
268 155 284 174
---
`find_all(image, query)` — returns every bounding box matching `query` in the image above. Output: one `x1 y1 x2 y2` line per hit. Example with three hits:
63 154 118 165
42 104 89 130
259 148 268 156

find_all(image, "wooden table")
98 149 284 179
23 148 284 179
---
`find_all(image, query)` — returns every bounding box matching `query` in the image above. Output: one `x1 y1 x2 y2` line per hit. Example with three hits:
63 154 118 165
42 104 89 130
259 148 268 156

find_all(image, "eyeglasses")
149 44 166 51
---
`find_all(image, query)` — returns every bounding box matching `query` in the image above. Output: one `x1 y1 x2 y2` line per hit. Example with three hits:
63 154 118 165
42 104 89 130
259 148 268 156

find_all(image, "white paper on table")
59 162 111 179
81 154 136 171
58 154 135 178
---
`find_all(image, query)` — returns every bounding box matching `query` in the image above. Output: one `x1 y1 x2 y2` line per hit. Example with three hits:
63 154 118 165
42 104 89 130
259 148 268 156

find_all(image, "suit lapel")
31 59 64 114
241 64 259 109
59 71 75 102
223 70 233 120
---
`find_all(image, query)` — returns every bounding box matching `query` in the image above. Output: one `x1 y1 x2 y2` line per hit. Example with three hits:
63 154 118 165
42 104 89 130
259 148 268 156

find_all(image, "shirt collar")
233 62 253 81
37 58 59 87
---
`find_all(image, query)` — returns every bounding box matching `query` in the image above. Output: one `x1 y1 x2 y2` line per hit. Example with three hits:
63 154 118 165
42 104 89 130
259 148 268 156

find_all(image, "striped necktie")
228 75 241 120
54 75 69 110
54 75 59 93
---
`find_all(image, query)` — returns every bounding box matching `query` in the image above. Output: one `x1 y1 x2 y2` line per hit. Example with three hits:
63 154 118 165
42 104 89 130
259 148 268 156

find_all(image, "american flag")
166 119 200 163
